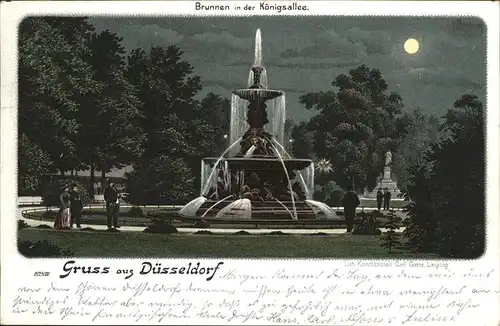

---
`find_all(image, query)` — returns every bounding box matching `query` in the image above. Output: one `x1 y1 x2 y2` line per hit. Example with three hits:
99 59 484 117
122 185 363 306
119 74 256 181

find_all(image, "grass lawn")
18 228 436 259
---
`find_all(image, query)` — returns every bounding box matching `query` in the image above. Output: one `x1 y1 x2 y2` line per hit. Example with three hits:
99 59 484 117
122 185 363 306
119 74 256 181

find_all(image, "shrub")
42 178 92 207
267 231 287 236
18 220 30 229
36 224 53 229
18 240 74 257
128 206 145 217
195 230 213 235
353 215 382 235
307 232 329 236
144 219 178 234
234 230 250 235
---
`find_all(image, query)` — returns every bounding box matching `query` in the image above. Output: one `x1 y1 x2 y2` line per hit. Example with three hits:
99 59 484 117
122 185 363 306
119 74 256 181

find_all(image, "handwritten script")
9 261 500 325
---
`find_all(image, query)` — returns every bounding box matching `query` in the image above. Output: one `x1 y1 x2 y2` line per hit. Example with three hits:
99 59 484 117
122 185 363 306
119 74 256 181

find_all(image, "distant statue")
385 151 392 166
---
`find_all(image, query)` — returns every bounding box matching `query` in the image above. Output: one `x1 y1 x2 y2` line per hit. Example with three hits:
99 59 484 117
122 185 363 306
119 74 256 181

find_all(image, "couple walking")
54 186 83 229
376 188 392 211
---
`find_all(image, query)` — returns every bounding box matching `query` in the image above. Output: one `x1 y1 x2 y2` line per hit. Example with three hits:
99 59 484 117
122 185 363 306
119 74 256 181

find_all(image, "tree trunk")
89 162 95 198
101 169 106 188
70 169 74 178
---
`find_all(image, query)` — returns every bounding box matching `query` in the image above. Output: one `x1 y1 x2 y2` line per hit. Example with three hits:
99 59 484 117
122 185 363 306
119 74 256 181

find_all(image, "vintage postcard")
1 1 499 325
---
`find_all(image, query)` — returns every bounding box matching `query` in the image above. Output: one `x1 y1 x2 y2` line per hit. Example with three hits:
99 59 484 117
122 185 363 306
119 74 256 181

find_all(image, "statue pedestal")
383 167 391 180
365 166 402 199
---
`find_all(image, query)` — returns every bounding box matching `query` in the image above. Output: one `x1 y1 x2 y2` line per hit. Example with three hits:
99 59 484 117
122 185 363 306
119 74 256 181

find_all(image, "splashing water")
271 139 312 199
247 70 254 89
305 199 339 220
267 94 286 148
273 198 294 220
260 69 268 89
201 137 243 196
179 196 208 217
229 95 247 154
244 145 257 158
302 164 315 200
201 195 235 218
216 198 252 219
271 145 297 220
223 160 230 192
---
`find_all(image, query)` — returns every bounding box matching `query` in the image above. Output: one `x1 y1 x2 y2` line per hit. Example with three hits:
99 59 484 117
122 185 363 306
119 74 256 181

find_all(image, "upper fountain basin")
233 88 283 102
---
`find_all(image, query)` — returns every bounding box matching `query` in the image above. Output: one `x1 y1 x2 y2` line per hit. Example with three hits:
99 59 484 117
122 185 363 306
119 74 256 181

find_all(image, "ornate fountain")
178 29 338 221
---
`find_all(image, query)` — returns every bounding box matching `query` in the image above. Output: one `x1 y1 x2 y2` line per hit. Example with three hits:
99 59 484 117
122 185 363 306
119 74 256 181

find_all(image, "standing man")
104 181 120 229
342 186 361 233
376 188 383 211
97 180 102 195
383 187 392 211
70 186 83 228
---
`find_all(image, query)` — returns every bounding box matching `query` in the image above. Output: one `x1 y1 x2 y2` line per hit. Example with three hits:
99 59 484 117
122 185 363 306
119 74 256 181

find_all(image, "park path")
18 206 406 235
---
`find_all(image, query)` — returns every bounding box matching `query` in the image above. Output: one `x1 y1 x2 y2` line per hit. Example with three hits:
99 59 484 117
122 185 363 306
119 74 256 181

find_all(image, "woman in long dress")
54 187 71 229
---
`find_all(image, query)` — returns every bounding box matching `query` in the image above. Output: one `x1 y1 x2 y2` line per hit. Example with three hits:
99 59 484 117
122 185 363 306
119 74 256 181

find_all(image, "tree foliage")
18 134 54 194
125 156 195 205
18 17 100 178
391 108 441 191
123 46 231 203
18 18 231 204
77 29 146 192
294 65 406 191
403 94 485 258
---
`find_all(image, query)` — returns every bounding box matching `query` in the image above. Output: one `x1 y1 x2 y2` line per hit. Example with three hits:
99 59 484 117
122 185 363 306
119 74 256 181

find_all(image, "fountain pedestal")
178 28 339 222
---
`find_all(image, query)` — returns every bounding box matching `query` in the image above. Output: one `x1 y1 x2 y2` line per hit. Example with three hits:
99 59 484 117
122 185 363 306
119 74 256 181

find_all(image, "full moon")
404 38 420 54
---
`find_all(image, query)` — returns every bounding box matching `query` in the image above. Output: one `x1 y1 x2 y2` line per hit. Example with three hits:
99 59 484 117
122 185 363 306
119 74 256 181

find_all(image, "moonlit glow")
404 38 420 54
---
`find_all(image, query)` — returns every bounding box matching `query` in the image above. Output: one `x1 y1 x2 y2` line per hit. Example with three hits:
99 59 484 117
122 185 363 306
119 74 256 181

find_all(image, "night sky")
90 16 486 122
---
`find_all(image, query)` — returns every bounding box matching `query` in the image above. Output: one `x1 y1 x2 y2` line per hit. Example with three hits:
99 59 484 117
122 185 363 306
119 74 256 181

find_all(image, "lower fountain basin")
178 198 340 221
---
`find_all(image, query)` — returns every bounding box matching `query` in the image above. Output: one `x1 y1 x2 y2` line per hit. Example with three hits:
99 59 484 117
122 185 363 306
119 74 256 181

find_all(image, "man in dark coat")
70 186 83 228
104 181 120 229
376 188 383 211
383 188 392 211
342 187 361 232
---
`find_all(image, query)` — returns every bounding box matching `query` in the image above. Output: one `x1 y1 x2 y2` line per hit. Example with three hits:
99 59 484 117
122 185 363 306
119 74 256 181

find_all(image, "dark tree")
126 46 202 160
380 213 403 254
18 17 99 179
18 134 54 194
125 156 194 205
125 46 231 203
403 94 485 258
297 65 406 191
77 29 145 195
392 108 441 191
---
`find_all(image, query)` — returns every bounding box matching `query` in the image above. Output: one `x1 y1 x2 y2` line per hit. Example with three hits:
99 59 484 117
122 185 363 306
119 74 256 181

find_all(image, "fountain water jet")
216 199 252 219
201 137 242 196
179 196 208 216
201 195 235 218
271 138 312 199
305 200 339 220
272 145 297 220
